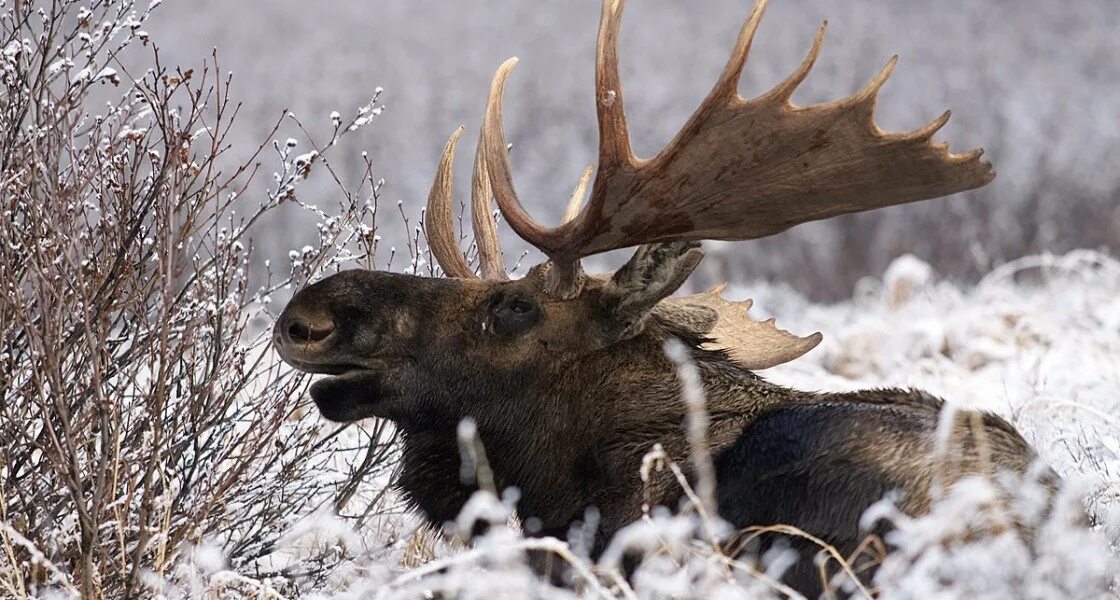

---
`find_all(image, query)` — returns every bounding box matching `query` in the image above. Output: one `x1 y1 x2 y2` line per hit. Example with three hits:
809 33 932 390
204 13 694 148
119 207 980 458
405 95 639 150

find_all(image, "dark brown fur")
274 251 1054 595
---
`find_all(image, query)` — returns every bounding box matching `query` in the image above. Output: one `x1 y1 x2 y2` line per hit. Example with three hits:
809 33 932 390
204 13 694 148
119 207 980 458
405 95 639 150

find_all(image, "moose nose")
283 315 335 345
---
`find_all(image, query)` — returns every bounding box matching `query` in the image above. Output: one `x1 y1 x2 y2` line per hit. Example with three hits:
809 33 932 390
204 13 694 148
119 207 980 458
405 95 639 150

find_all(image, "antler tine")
563 164 594 225
470 125 508 280
481 57 555 253
708 0 769 103
425 126 476 279
906 110 952 142
762 21 826 105
849 55 898 125
482 57 589 294
857 55 898 104
595 0 635 168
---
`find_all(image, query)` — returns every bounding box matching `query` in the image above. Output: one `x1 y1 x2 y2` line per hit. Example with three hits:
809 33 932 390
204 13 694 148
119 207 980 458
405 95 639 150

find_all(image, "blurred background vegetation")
143 0 1119 298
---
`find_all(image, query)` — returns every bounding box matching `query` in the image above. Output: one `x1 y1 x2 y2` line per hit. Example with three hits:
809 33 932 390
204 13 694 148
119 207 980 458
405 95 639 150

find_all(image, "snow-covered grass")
755 250 1119 520
751 250 1120 597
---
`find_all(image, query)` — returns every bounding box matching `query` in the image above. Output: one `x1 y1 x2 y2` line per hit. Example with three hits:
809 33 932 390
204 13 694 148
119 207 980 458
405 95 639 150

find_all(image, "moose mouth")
282 356 413 423
281 353 412 376
284 358 372 376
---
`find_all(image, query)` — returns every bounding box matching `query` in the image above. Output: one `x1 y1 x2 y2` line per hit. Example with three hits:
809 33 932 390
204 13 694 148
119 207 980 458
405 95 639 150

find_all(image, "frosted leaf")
3 40 22 58
47 57 73 75
883 253 935 309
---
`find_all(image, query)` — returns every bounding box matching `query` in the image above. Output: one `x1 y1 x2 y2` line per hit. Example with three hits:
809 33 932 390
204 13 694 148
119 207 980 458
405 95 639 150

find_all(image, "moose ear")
605 241 704 318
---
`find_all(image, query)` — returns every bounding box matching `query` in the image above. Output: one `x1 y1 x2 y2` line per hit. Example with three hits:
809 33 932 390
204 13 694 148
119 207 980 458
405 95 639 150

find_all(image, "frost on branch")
0 1 397 597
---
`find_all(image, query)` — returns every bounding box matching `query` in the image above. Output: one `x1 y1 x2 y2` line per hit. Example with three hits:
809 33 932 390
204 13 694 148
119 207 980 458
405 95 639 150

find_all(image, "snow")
749 250 1119 521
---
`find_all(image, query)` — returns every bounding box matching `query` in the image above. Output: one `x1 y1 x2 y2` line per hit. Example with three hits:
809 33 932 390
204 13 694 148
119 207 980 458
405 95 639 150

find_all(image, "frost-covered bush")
0 1 396 597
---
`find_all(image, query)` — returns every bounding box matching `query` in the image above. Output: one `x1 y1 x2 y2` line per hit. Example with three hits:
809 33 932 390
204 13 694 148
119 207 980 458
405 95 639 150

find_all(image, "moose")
275 0 1054 593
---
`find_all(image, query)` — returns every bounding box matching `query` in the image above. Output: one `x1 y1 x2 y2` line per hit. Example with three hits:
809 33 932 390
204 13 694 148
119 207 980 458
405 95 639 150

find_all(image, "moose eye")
490 296 540 336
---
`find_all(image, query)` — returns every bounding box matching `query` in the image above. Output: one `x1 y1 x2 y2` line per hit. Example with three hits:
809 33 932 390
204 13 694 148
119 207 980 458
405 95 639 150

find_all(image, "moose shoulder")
274 0 1053 594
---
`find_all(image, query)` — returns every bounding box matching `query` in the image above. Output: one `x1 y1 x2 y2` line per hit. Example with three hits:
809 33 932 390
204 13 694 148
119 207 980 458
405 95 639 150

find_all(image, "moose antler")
482 0 995 295
425 125 508 280
604 243 821 369
662 285 822 370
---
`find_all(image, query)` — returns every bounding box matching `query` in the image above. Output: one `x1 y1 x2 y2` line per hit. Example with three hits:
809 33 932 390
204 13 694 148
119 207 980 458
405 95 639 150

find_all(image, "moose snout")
275 309 336 349
286 316 335 343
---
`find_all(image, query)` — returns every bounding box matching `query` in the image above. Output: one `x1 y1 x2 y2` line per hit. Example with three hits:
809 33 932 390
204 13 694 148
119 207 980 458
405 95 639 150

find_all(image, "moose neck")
395 323 804 539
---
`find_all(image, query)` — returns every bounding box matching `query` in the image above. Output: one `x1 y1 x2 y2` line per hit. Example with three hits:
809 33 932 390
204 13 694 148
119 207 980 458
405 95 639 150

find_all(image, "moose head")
275 0 991 424
274 0 1005 588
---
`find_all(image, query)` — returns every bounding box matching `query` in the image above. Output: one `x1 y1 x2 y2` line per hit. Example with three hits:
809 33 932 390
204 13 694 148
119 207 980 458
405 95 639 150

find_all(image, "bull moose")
274 0 1054 593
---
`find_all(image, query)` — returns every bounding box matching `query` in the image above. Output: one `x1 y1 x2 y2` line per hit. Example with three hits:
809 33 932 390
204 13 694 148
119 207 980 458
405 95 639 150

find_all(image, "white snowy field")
193 250 1120 599
746 250 1120 597
755 249 1119 510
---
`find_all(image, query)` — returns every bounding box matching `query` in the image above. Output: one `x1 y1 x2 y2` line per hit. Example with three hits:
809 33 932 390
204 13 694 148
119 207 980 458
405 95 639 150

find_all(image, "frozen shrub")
881 254 934 310
0 1 395 597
